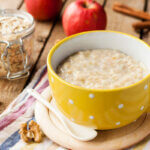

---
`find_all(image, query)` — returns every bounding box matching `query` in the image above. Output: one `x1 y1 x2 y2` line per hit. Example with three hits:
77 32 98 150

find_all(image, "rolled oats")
0 10 34 79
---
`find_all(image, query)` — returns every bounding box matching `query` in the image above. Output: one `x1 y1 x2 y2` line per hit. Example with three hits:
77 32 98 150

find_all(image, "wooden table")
0 0 149 114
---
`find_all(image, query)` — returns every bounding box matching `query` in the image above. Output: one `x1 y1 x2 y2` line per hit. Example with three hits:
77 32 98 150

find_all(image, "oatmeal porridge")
57 49 148 89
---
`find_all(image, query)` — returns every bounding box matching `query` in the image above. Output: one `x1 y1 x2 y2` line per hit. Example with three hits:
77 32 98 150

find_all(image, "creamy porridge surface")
0 16 31 35
57 50 148 89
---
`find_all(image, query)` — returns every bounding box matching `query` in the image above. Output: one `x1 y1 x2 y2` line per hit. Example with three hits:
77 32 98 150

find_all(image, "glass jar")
0 9 35 80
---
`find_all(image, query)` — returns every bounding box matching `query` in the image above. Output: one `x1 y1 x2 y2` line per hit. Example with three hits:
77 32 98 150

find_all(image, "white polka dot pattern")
89 116 94 119
89 93 95 99
144 84 148 90
140 106 144 110
116 122 120 125
118 104 124 109
51 77 54 83
69 99 74 104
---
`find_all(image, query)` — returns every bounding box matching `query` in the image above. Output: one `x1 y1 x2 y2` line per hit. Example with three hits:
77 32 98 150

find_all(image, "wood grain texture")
0 0 23 9
0 2 57 113
0 0 25 113
105 0 145 36
36 0 105 69
21 4 54 65
0 0 147 114
0 0 68 114
142 0 150 44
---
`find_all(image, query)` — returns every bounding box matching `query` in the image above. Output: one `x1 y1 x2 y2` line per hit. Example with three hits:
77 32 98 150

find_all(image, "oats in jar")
0 16 31 35
0 10 34 79
57 49 148 89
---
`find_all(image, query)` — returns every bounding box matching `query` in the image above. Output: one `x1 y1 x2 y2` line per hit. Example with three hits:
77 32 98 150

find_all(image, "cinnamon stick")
113 2 150 20
132 21 150 30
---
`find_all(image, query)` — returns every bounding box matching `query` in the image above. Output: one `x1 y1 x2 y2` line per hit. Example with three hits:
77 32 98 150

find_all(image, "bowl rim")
47 30 150 92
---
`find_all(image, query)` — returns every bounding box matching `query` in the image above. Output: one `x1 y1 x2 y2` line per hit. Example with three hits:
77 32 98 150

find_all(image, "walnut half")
19 120 43 143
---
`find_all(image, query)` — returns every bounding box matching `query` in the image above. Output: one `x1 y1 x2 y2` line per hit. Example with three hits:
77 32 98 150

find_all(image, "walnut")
19 123 31 143
29 120 43 142
19 120 43 143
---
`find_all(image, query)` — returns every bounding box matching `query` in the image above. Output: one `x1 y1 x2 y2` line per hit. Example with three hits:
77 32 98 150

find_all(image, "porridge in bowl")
57 49 148 89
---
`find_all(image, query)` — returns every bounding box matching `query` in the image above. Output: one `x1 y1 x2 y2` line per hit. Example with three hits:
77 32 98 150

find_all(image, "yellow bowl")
47 30 150 130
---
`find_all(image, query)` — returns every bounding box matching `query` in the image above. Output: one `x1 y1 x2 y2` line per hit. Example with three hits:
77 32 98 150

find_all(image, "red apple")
25 0 62 21
62 0 107 36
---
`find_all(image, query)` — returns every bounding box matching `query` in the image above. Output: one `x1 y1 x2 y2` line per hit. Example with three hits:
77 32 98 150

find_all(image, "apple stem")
82 3 87 8
81 1 95 9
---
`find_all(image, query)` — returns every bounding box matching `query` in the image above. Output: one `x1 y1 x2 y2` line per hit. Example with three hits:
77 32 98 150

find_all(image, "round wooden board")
34 88 150 150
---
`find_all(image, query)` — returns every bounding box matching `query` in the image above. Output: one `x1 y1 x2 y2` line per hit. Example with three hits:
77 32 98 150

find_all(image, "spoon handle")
27 89 78 139
27 89 57 113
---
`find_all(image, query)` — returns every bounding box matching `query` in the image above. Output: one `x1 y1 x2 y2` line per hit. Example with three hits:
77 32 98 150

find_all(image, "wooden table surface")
0 0 149 114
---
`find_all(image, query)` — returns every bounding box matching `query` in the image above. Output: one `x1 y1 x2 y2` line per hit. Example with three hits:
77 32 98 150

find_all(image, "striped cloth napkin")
0 65 150 150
